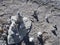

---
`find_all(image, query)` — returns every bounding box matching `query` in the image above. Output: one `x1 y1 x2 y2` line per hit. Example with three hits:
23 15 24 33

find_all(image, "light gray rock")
8 15 32 44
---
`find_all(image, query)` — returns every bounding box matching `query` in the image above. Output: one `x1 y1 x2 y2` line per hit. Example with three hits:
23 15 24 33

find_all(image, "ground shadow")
37 35 44 45
23 35 34 45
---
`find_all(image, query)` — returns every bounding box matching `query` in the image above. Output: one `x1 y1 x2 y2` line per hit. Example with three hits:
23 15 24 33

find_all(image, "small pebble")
37 32 42 37
29 37 34 42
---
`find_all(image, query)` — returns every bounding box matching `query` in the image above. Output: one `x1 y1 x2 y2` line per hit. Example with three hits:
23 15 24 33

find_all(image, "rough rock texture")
0 0 60 45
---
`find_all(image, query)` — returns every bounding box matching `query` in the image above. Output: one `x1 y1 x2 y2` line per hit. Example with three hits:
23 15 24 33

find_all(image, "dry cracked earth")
0 0 60 45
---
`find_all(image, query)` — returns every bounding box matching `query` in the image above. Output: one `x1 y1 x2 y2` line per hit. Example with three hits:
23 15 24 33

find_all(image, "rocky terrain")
0 0 60 45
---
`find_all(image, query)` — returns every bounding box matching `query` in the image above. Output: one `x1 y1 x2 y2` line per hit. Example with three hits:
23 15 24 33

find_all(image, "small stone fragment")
37 32 42 37
29 37 34 42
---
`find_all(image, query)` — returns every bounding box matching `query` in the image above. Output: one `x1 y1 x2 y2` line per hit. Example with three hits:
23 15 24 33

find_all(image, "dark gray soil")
0 0 60 45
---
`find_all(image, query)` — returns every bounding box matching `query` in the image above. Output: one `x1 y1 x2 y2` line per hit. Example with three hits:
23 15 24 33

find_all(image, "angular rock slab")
18 17 32 40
